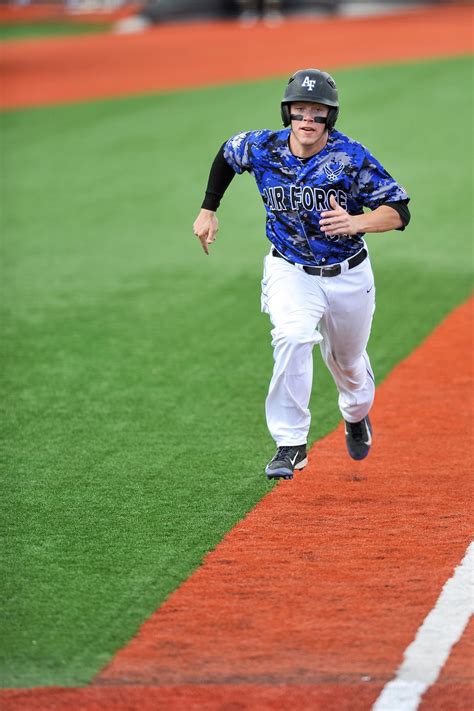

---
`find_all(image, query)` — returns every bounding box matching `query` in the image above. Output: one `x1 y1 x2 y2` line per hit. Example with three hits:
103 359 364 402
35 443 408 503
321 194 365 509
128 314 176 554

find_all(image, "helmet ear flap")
281 103 291 127
326 106 339 132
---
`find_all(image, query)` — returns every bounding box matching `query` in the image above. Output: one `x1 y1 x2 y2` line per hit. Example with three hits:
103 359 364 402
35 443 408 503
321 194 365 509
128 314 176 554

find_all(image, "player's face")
289 101 329 157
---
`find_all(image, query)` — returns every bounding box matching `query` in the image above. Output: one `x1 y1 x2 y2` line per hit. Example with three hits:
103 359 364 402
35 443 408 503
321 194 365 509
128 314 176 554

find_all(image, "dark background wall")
139 0 445 24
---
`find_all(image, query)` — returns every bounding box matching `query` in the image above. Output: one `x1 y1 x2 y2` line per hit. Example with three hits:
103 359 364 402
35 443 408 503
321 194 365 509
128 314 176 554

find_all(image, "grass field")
0 21 110 41
1 55 472 688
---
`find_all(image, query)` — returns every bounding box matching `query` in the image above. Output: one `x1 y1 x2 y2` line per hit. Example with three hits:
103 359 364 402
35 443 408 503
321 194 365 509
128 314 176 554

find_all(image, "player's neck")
289 131 328 159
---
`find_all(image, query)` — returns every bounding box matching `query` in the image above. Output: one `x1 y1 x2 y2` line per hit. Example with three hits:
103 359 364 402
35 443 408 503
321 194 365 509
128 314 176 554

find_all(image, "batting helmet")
281 68 339 131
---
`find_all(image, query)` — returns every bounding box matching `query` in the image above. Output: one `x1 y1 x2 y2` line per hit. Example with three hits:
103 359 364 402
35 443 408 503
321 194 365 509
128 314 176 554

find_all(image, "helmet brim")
281 95 339 108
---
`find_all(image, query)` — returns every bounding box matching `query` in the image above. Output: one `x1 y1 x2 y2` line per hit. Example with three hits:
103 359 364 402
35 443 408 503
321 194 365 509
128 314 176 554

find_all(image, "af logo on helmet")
301 76 316 91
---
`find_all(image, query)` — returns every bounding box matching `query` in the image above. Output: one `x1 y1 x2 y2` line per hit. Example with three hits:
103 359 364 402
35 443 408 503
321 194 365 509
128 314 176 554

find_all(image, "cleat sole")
266 472 294 481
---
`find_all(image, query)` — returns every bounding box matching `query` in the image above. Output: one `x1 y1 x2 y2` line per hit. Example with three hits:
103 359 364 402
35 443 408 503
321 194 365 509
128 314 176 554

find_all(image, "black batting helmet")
281 68 339 131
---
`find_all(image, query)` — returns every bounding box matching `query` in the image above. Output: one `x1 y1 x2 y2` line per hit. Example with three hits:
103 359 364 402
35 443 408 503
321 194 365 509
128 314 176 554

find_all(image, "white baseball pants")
261 249 376 446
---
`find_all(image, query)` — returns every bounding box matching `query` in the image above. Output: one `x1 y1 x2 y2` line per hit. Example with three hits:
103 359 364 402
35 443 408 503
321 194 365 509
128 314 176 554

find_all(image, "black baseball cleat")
344 416 372 460
265 444 308 480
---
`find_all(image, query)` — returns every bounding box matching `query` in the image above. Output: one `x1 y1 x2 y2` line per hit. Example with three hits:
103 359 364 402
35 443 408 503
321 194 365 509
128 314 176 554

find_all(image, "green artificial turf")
1 56 472 687
0 21 110 41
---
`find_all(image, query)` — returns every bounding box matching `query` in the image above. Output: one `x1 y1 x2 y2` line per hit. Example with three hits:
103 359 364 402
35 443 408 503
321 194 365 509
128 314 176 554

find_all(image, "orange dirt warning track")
1 297 472 708
1 3 473 110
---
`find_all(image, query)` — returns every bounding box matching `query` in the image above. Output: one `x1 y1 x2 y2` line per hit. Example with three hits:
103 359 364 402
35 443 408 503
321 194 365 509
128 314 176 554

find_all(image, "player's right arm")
192 142 237 255
193 131 256 255
193 208 219 256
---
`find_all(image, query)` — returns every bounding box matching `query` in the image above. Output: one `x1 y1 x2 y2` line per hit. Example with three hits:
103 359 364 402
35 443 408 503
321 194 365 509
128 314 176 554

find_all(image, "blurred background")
0 0 462 36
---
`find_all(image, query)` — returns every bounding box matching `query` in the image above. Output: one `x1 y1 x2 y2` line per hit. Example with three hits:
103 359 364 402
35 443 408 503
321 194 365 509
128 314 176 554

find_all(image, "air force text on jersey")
263 185 348 212
223 128 409 266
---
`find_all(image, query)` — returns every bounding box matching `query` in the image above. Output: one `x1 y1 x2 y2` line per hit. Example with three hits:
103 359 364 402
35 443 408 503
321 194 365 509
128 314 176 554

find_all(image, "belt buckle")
323 264 338 277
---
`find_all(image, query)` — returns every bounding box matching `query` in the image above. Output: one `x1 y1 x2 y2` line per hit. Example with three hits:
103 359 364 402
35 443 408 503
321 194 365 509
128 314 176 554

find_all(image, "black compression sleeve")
384 200 411 230
201 144 237 211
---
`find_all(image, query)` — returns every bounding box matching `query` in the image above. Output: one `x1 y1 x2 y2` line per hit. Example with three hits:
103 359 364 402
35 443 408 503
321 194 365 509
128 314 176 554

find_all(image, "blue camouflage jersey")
223 128 409 266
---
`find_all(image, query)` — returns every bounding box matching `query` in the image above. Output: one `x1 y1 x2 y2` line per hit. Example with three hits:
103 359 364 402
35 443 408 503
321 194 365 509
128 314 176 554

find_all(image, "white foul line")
373 541 474 711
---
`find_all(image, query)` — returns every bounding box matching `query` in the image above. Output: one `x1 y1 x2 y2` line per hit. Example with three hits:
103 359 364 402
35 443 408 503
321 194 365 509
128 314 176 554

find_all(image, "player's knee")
272 323 317 349
340 363 358 379
331 352 361 377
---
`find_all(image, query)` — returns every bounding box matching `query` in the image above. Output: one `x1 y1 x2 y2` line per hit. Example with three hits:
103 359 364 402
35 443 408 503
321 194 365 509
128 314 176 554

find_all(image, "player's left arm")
321 148 411 237
320 196 409 236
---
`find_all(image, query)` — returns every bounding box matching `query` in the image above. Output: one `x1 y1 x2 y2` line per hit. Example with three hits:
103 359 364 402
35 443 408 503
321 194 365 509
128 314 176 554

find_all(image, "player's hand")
319 195 357 236
193 209 219 255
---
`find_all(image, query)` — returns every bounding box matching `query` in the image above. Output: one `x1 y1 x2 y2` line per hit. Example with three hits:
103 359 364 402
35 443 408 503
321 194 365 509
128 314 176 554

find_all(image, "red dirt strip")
1 3 473 110
2 297 472 709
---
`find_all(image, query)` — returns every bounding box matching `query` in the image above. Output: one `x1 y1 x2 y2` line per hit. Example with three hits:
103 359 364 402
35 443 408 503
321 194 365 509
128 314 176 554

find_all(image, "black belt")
272 247 367 277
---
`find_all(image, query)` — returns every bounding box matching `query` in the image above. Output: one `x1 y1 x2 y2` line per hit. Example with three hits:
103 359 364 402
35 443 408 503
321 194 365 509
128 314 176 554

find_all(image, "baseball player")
193 68 410 480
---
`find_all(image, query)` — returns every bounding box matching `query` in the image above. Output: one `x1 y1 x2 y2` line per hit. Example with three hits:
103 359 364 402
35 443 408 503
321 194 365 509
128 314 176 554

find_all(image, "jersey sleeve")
222 131 254 174
384 200 411 230
356 150 410 210
201 144 237 211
